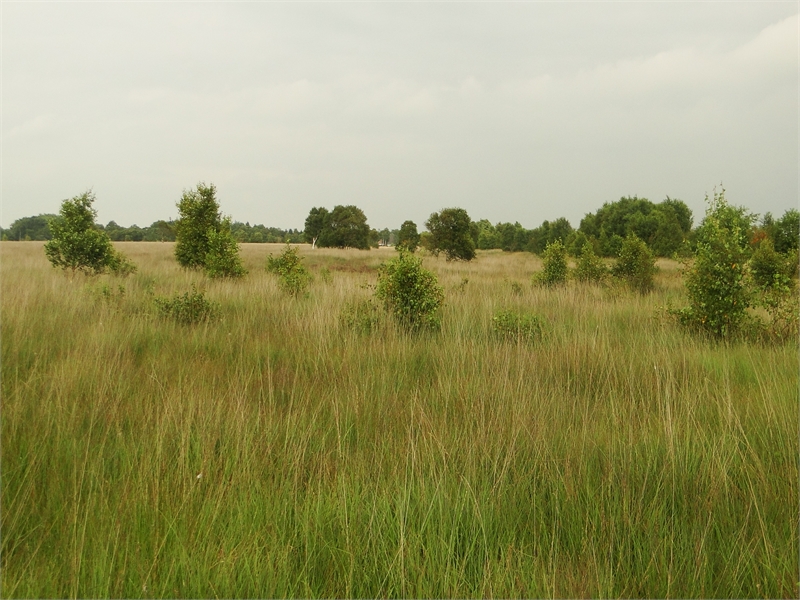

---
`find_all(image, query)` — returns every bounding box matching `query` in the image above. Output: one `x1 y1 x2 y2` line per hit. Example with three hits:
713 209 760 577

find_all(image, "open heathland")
2 242 797 597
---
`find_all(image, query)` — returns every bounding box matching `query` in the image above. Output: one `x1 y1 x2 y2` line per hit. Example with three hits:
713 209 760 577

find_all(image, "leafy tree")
175 183 224 269
672 188 750 338
205 218 247 278
44 191 135 275
750 238 789 290
475 219 500 250
425 208 476 261
772 209 799 254
612 234 656 294
316 205 370 249
579 196 692 257
304 207 330 249
397 220 420 252
5 214 56 241
534 239 568 286
375 248 444 331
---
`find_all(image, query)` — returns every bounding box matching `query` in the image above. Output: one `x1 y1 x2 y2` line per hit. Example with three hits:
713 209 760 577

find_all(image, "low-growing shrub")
492 309 543 343
339 298 382 334
267 244 311 297
510 281 524 296
154 285 220 325
534 240 568 286
612 234 656 294
573 244 608 283
375 248 444 331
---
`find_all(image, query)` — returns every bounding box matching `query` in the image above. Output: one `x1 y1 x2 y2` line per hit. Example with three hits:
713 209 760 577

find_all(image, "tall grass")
2 242 797 597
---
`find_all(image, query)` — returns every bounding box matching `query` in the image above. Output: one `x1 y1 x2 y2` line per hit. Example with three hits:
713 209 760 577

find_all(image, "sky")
3 1 798 231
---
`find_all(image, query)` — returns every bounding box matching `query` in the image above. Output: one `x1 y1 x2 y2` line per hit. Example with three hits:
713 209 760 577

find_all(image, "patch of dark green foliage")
154 284 220 325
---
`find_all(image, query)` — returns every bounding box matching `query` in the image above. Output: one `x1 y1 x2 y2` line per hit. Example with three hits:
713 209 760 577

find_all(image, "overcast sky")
3 2 797 231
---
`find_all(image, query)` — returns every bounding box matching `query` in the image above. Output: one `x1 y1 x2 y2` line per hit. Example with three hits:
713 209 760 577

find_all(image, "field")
2 241 797 598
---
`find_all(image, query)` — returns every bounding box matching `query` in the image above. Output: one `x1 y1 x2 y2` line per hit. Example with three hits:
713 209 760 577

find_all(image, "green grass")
2 242 797 597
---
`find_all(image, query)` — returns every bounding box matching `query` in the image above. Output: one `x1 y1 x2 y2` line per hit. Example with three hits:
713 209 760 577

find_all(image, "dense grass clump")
491 308 543 342
2 241 797 598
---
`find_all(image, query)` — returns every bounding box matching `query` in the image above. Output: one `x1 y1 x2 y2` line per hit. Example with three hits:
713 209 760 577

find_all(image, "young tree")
397 220 420 252
376 249 444 330
674 188 750 338
425 208 476 261
44 191 135 275
612 234 656 294
175 182 222 268
304 207 330 249
534 239 568 286
205 218 247 278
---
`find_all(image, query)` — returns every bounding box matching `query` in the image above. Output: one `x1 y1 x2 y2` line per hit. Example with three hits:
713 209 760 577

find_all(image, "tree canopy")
425 208 477 261
305 205 371 249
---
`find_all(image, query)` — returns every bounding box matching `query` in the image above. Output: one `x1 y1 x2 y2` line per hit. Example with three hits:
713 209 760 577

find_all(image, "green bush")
375 249 444 331
534 240 568 286
612 234 656 293
750 239 789 290
266 244 311 297
205 219 247 279
155 285 220 325
44 191 135 276
573 244 608 283
671 189 749 339
492 309 543 343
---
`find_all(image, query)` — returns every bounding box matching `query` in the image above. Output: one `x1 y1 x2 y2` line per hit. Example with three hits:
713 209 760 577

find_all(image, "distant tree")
475 219 500 250
425 208 476 261
318 205 371 249
304 207 330 249
175 183 224 269
772 209 799 254
5 214 56 241
44 191 135 275
397 220 420 252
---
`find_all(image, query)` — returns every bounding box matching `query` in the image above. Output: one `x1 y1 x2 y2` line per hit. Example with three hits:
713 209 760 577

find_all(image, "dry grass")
2 241 797 598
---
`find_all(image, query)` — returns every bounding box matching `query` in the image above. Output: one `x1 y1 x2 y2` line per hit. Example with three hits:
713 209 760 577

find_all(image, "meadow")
2 241 797 598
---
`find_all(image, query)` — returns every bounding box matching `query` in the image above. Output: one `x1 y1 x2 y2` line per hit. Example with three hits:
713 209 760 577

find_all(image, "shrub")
492 309 543 343
534 240 568 286
44 191 136 276
573 244 608 283
750 238 789 290
375 248 444 331
671 189 749 339
267 244 311 297
155 285 220 325
612 234 656 293
205 219 247 278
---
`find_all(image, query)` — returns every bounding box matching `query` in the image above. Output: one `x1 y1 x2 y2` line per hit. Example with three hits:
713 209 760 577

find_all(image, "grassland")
2 241 797 598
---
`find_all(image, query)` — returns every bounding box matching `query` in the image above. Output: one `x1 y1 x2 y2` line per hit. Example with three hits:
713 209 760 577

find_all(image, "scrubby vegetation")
2 238 797 598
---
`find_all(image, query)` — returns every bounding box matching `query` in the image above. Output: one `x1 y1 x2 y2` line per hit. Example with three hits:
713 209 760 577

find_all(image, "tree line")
9 187 799 264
